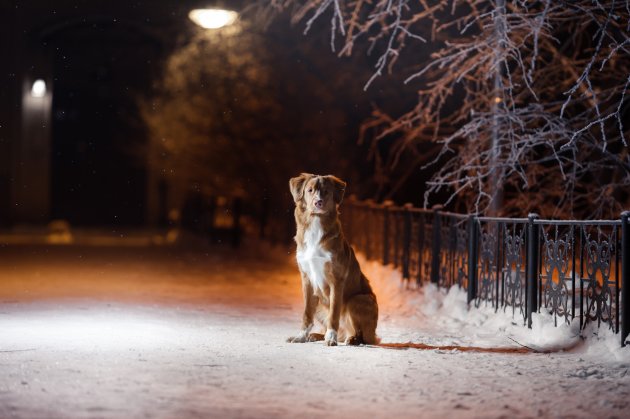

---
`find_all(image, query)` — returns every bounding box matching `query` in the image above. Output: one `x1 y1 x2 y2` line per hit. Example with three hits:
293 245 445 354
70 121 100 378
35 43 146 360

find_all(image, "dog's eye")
307 188 313 193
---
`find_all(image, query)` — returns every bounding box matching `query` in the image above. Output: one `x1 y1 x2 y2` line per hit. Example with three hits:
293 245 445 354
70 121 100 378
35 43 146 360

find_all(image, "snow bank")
360 255 630 361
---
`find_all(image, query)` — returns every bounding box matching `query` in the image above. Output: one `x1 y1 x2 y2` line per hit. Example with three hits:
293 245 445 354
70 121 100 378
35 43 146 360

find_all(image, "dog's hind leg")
344 293 379 345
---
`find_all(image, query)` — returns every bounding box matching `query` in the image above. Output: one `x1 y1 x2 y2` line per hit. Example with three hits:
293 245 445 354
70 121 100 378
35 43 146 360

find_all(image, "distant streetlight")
31 79 47 98
188 9 238 29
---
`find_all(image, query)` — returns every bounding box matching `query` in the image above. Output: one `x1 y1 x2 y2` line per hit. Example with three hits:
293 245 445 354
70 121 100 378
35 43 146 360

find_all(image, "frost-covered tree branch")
254 0 630 217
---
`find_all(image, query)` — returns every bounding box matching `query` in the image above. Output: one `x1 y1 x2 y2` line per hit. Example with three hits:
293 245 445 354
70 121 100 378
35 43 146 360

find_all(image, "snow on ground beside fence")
359 255 630 361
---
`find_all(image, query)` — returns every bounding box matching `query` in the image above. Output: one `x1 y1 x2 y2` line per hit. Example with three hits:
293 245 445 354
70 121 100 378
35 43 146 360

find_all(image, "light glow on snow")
0 309 177 351
188 9 238 29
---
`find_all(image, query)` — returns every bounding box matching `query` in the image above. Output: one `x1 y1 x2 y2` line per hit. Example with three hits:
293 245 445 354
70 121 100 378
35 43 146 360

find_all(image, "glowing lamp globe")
188 9 238 29
31 79 47 98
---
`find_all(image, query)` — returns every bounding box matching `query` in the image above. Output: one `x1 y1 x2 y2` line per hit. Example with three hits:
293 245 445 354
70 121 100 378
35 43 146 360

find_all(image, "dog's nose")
314 199 324 209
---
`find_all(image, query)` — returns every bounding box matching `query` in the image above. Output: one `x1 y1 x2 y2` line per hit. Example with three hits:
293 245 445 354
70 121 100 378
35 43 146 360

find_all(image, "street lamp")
31 79 47 98
188 9 238 29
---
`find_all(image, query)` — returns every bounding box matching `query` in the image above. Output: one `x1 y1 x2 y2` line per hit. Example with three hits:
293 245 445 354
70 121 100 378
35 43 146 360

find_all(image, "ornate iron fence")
341 199 630 347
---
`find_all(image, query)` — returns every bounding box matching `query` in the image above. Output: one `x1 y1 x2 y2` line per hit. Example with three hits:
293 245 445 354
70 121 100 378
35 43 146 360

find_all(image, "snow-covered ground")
1 241 629 418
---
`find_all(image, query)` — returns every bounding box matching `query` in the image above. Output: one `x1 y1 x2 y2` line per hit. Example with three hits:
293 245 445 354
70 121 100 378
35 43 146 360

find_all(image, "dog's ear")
289 173 314 204
327 175 346 205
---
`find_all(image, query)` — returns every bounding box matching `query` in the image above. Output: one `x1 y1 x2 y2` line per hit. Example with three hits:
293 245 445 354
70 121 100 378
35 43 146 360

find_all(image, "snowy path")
1 242 629 418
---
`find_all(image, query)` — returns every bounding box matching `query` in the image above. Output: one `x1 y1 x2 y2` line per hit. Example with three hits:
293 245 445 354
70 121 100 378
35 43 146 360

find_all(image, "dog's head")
289 173 346 215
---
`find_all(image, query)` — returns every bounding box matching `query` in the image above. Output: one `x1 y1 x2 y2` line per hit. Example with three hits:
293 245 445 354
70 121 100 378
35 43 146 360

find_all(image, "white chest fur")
296 217 332 293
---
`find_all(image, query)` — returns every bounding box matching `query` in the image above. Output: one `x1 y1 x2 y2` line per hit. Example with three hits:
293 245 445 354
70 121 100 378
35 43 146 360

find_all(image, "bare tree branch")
252 0 630 217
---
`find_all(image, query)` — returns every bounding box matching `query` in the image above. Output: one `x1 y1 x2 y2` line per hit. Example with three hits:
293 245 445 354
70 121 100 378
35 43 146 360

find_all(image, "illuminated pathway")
1 242 629 418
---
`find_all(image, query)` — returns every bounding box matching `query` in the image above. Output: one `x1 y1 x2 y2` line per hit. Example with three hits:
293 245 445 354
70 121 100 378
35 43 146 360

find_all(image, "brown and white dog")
287 173 379 346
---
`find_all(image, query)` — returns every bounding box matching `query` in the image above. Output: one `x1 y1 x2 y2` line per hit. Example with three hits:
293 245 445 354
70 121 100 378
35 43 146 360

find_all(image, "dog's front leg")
287 273 318 343
325 282 342 346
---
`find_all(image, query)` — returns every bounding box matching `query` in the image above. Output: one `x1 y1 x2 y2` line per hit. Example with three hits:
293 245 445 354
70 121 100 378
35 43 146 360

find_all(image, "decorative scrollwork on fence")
582 227 616 330
503 223 526 322
438 218 469 289
541 226 572 326
455 221 469 289
476 223 497 308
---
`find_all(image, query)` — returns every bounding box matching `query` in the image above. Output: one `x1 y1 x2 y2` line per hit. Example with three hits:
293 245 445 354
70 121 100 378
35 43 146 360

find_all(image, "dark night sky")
1 1 204 225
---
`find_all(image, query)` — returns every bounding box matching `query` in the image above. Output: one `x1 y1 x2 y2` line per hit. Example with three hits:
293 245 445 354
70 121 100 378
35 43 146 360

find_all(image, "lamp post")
15 76 52 222
146 7 240 227
489 0 506 216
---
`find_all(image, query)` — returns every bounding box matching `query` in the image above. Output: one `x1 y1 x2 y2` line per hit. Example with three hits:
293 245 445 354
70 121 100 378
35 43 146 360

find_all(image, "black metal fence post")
621 211 629 347
526 213 540 328
495 222 502 310
467 216 478 304
402 204 412 281
431 205 443 285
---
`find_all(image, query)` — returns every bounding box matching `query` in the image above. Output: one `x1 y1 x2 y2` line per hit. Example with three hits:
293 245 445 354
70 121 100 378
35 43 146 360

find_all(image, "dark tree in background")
256 0 630 218
139 19 383 238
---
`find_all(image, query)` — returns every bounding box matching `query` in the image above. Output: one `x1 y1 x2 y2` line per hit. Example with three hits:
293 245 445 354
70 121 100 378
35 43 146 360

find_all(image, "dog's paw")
287 325 315 343
345 335 364 346
324 329 338 346
287 333 307 343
